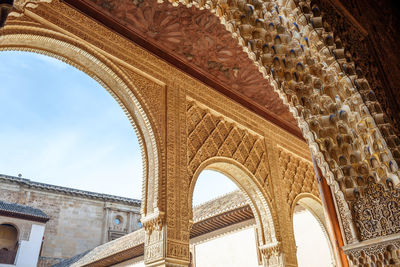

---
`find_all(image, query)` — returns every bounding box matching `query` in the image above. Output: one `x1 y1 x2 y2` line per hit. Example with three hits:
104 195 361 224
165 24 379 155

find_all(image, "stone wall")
0 175 141 266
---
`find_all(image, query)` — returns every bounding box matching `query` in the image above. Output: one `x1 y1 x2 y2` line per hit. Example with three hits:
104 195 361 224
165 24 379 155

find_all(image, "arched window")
0 224 18 264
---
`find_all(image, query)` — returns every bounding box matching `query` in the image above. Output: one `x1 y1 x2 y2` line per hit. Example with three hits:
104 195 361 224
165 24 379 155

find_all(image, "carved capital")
143 213 166 264
142 212 165 235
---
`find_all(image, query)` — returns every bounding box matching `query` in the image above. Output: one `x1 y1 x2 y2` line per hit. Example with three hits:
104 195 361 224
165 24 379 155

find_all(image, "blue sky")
0 51 237 204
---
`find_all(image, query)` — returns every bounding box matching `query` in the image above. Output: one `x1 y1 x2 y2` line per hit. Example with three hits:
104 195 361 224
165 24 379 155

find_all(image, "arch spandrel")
0 26 164 218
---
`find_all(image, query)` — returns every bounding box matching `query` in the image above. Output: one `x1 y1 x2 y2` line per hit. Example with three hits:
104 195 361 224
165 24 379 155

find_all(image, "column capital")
259 242 284 267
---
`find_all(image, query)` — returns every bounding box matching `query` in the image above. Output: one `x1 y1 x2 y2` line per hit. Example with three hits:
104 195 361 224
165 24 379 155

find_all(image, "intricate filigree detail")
187 102 269 186
86 0 296 124
353 177 400 241
310 0 400 135
345 242 400 266
278 148 319 205
259 242 283 267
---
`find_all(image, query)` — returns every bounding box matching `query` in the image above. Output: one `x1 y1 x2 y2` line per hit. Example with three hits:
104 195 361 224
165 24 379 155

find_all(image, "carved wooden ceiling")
63 0 301 137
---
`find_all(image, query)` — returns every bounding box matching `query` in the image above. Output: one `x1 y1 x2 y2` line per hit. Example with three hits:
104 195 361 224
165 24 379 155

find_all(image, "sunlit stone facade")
0 175 141 266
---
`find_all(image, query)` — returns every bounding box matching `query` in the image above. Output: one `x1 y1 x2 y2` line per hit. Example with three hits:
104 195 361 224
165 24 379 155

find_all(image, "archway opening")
0 50 148 264
190 166 267 267
0 51 143 198
293 198 335 267
0 224 18 264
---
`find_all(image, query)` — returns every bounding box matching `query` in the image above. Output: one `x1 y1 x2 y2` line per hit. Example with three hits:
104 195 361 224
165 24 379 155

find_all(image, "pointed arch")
189 156 278 247
0 26 162 217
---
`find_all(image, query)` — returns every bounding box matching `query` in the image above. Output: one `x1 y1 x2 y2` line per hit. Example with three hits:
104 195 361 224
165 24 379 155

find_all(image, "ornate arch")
4 0 400 263
166 0 400 248
290 193 336 267
0 25 162 218
189 156 281 265
186 100 283 264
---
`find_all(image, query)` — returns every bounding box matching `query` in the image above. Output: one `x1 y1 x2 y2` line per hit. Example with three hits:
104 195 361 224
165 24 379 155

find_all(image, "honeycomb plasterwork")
345 240 400 267
310 0 400 135
146 0 400 247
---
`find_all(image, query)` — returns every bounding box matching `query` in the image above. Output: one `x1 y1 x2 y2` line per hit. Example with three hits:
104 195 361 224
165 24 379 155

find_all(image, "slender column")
264 141 297 267
311 152 348 267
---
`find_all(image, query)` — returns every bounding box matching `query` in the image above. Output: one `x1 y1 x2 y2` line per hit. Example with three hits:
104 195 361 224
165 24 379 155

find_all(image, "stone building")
1 0 400 266
0 200 49 266
0 174 141 266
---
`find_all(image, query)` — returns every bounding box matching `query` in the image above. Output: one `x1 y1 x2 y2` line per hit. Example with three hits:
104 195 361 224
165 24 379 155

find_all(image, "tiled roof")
193 190 248 222
71 229 145 267
52 250 92 267
0 200 49 222
0 174 140 206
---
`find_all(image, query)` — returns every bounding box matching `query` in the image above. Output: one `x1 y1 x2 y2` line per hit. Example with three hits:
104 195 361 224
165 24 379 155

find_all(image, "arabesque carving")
187 101 269 187
3 0 400 264
353 177 400 241
85 0 296 125
155 0 400 247
259 241 283 267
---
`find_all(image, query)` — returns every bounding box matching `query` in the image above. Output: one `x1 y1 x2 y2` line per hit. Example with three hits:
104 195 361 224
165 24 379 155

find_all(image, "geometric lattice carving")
353 177 400 241
278 148 319 206
187 101 269 185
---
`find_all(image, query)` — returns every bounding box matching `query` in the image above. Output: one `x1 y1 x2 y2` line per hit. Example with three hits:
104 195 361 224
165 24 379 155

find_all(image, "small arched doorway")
0 224 18 264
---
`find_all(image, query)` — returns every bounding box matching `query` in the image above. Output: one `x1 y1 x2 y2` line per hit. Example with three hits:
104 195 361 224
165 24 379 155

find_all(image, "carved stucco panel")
186 101 270 190
278 147 319 206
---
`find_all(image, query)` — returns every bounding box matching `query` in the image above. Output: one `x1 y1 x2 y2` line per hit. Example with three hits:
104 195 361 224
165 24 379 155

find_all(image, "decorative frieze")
353 177 400 241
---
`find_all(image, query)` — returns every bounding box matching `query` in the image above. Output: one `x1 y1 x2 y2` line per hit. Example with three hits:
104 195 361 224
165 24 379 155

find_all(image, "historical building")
1 0 400 266
0 174 141 266
0 200 49 266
